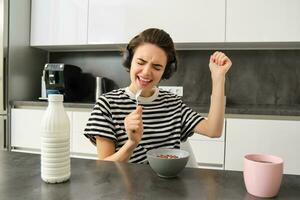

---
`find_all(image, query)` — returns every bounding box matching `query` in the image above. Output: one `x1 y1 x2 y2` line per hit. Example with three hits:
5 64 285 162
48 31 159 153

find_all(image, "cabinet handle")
197 162 223 168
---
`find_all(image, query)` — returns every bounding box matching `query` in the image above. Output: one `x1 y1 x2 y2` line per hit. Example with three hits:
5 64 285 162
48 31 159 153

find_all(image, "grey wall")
225 50 300 106
8 0 47 102
50 50 300 106
50 51 129 89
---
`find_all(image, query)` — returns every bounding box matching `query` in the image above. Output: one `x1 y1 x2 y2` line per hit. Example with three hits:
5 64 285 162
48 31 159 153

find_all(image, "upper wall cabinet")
88 0 225 44
30 0 88 46
226 0 300 42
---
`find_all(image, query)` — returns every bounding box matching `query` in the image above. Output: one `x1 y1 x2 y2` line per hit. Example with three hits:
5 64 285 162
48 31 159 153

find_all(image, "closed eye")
153 64 163 70
136 58 163 70
137 58 146 65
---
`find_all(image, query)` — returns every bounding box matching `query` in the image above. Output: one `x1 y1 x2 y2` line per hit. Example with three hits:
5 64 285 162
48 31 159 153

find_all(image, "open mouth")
137 76 152 87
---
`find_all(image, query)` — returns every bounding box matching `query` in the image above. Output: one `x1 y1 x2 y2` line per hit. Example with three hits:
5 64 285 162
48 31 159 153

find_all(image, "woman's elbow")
207 129 223 138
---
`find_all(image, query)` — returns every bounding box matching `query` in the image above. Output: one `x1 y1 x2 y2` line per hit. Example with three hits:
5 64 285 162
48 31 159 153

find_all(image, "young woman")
84 28 232 163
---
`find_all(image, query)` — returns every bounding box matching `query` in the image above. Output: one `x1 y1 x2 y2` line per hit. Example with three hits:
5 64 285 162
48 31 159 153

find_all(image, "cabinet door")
88 0 225 44
31 0 88 46
226 0 300 42
225 118 300 175
11 109 45 151
11 108 73 152
187 140 224 169
72 111 97 157
185 120 225 169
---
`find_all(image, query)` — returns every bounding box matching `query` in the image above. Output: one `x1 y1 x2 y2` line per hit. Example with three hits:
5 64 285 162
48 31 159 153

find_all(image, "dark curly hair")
122 28 177 80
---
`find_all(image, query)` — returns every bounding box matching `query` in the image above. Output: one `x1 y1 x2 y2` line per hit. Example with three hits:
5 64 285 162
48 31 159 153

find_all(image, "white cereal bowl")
147 148 189 178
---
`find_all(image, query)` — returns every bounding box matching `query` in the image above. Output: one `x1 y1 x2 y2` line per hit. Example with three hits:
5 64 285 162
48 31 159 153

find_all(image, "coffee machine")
41 63 82 102
41 63 114 102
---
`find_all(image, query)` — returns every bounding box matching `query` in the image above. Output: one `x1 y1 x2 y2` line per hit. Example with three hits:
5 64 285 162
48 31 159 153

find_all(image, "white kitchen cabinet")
11 108 73 153
72 111 97 157
30 0 88 46
226 0 300 42
88 0 225 44
11 109 44 151
185 120 225 169
225 118 300 175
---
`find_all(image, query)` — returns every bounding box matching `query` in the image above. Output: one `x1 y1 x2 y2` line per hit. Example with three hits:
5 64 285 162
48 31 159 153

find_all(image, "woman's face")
129 43 167 97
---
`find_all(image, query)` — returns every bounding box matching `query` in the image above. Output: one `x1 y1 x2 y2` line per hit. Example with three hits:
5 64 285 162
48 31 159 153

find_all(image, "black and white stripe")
84 88 204 163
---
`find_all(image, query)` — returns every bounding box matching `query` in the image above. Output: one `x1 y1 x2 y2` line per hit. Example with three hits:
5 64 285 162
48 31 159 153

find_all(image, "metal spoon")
135 89 142 106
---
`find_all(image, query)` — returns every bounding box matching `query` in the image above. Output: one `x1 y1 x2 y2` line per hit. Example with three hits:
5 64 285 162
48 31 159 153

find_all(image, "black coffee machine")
43 63 83 102
42 63 114 102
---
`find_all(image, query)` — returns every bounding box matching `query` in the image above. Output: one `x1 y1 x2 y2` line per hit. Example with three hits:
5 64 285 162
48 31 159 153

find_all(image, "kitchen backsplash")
50 50 300 106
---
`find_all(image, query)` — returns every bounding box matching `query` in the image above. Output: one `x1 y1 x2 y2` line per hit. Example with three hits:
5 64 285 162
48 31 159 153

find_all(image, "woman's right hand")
124 106 144 145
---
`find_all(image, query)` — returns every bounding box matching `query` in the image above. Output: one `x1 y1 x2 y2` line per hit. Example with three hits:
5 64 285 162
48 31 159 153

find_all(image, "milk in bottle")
41 94 70 183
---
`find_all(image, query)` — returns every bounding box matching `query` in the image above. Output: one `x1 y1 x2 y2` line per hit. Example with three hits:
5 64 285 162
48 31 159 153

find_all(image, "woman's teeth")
139 77 151 82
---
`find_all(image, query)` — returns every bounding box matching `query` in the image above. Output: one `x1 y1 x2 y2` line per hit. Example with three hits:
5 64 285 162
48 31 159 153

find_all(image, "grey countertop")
1 150 300 200
11 100 95 109
11 100 300 117
190 103 300 117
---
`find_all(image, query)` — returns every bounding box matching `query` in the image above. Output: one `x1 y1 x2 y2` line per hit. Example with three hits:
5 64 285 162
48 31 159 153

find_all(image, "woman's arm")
194 51 232 138
95 106 144 162
96 136 138 162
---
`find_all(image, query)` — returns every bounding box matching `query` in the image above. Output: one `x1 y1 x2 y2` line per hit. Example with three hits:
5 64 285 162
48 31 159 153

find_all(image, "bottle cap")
48 94 64 102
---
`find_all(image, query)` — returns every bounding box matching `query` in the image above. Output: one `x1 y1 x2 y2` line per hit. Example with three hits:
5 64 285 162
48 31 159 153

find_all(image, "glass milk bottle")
41 94 70 183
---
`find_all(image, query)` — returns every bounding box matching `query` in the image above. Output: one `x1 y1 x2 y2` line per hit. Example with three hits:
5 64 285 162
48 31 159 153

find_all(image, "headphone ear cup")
122 48 131 68
170 61 177 73
163 61 177 79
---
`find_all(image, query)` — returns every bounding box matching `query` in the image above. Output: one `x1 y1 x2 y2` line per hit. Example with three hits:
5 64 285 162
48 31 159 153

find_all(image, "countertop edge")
10 101 300 119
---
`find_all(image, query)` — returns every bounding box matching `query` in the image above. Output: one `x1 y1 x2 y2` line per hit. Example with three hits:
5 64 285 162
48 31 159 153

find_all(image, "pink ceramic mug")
243 154 283 198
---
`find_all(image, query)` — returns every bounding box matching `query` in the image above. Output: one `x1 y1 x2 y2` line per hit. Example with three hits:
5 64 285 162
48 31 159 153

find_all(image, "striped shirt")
84 87 204 163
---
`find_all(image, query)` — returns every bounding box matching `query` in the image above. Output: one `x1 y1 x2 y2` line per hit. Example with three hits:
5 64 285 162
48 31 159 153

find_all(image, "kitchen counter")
11 100 300 117
11 100 94 109
1 151 300 200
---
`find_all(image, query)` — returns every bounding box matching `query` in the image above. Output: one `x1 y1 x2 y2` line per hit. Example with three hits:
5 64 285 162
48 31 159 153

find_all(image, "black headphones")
122 45 177 80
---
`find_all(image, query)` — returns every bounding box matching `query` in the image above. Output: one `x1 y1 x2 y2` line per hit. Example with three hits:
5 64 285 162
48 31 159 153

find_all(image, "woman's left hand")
209 51 232 81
